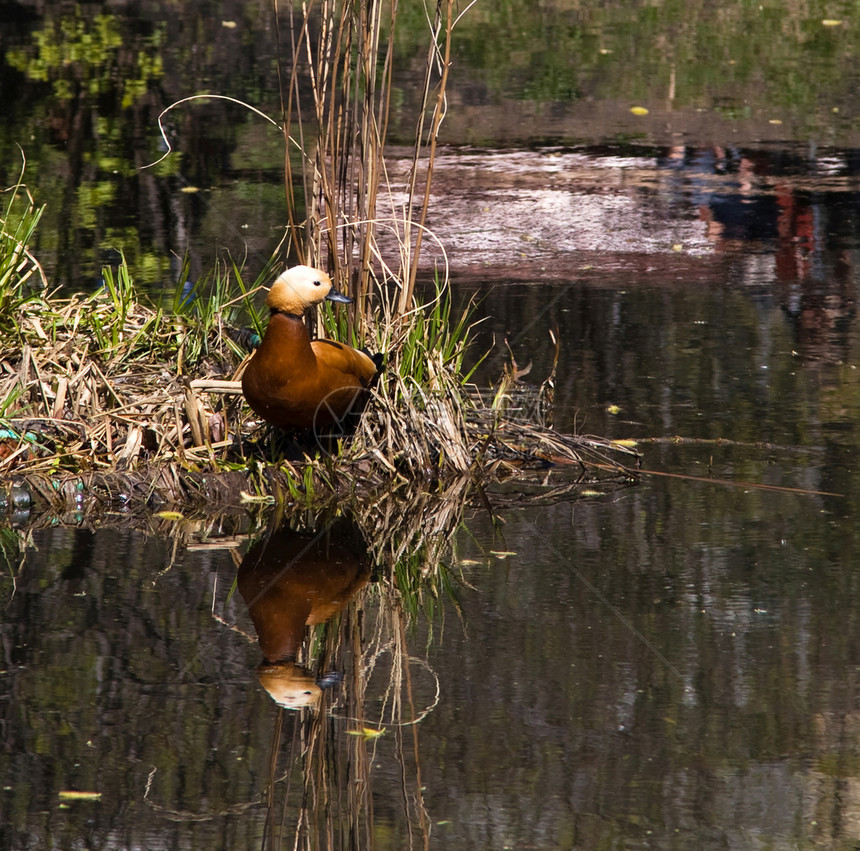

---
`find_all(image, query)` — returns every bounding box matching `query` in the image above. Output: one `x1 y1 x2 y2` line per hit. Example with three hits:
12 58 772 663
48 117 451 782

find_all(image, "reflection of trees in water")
7 2 860 293
0 2 287 290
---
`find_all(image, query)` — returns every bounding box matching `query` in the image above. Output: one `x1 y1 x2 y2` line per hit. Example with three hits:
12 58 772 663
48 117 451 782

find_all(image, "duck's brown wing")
312 339 379 386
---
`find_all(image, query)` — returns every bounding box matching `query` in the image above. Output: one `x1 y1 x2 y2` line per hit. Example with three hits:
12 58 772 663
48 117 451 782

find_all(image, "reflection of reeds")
271 597 432 849
266 478 497 846
262 530 446 849
221 477 470 849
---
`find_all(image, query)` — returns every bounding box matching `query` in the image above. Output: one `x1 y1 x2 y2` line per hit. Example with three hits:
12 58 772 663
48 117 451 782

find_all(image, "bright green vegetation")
0 167 44 319
5 10 164 104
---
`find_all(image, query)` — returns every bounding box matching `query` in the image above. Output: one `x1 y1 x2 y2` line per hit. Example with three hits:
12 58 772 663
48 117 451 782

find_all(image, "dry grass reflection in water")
4 476 637 849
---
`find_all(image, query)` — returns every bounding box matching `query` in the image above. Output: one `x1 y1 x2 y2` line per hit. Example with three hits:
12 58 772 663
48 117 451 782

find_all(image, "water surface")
5 2 860 849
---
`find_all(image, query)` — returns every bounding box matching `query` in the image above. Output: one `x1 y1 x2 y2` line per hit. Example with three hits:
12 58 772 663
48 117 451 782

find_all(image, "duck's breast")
241 313 319 428
241 314 379 429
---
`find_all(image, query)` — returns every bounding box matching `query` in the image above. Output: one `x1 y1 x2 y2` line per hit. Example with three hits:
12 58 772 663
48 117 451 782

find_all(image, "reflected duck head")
257 661 322 710
266 265 352 316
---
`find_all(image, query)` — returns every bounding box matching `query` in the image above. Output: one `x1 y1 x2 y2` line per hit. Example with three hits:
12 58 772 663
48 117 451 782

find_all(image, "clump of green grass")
0 159 47 326
349 278 482 478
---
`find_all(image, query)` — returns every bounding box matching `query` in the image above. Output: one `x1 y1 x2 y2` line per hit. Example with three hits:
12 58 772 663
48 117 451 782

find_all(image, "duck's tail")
360 349 385 390
226 326 262 352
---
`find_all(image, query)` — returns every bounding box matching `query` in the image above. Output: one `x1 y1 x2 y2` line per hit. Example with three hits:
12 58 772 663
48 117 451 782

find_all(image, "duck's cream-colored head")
266 265 352 315
257 662 322 711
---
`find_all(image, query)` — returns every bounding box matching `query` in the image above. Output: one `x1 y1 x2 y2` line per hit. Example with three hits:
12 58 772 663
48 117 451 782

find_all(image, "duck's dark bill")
326 288 353 304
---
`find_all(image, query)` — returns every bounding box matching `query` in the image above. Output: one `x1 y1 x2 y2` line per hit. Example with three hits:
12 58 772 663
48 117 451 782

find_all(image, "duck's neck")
256 310 316 370
270 307 304 320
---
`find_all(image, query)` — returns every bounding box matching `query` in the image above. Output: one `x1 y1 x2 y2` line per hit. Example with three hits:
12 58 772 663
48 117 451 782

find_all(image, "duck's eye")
313 280 322 287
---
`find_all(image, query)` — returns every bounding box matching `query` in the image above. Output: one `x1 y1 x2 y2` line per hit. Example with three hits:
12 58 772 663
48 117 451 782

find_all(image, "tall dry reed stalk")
277 0 456 330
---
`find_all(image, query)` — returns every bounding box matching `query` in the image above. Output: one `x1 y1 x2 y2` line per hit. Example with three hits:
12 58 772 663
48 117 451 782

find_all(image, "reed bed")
1 1 640 518
0 261 638 517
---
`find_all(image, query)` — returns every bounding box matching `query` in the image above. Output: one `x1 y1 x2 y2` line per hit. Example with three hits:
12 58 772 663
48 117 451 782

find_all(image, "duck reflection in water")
238 518 370 710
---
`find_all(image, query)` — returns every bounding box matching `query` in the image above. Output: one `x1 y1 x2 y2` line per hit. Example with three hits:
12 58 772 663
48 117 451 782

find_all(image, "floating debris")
59 791 102 801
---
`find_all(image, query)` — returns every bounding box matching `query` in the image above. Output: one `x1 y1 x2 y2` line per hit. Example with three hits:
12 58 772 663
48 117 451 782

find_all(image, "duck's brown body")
241 266 380 431
237 519 370 708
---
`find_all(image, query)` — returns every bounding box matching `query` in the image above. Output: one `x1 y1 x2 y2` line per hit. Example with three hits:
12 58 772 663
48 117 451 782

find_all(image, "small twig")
141 95 281 170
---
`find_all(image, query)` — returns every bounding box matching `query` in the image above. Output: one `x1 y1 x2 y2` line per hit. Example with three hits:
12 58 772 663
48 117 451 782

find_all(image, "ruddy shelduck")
241 265 381 430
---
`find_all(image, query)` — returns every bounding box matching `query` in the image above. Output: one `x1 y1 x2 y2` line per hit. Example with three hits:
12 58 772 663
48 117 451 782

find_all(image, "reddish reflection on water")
238 520 370 710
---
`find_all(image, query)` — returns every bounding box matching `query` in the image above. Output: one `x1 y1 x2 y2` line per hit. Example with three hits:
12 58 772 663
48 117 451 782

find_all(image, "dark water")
5 264 859 848
6 2 860 849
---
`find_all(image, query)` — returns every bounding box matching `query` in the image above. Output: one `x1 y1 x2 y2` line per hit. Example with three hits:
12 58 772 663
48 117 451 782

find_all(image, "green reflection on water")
434 0 860 114
6 10 163 102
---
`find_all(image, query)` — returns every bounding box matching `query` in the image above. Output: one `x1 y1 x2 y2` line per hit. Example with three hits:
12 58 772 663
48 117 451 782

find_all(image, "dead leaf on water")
630 106 649 116
347 727 386 740
59 791 102 801
822 19 842 26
